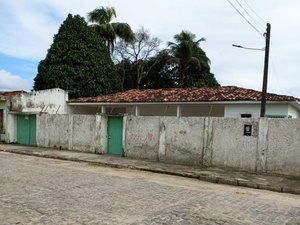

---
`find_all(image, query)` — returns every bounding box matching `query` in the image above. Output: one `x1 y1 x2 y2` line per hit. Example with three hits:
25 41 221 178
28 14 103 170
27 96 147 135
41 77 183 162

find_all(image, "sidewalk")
1 144 300 195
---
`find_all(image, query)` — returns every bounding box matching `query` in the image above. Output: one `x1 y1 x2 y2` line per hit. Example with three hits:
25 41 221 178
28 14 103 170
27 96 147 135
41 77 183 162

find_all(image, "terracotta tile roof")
0 90 26 96
68 86 299 103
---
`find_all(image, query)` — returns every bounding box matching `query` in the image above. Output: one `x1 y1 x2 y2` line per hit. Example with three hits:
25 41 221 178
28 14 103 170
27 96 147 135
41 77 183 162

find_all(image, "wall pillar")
202 117 213 166
101 106 106 114
135 105 140 116
176 105 181 117
68 115 73 150
256 118 269 172
158 121 166 161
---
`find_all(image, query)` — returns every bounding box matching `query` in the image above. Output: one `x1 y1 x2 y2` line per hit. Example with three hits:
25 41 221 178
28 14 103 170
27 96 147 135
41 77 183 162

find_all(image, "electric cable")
234 0 265 31
240 0 267 25
226 0 264 36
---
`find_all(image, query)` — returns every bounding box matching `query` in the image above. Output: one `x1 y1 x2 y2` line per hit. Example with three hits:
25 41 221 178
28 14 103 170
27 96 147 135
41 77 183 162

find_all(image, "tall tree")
168 31 216 87
141 50 176 89
87 6 135 52
113 27 161 89
33 14 119 99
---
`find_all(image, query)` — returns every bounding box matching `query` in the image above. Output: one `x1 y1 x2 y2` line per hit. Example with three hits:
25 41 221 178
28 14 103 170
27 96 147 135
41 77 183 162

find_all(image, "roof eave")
67 100 295 106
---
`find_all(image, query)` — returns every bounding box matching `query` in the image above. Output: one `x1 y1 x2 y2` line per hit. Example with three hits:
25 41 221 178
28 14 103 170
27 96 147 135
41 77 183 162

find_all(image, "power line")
234 0 265 31
226 0 264 36
240 0 267 25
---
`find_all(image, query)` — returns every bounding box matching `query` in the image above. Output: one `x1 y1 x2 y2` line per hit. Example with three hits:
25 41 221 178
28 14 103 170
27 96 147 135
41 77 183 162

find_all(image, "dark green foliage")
87 6 135 52
33 14 119 98
168 30 219 87
141 50 177 89
117 48 219 90
116 30 219 90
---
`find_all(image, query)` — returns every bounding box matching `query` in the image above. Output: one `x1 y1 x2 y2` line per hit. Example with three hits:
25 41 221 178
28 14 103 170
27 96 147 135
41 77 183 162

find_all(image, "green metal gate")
107 116 123 156
17 114 36 145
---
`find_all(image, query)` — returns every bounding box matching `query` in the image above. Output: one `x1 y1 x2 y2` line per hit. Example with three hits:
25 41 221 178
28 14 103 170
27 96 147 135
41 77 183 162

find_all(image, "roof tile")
68 86 299 103
0 90 26 96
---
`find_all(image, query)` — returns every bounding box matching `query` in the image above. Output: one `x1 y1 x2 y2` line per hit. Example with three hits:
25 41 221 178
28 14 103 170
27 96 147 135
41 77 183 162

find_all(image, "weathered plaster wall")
36 114 300 176
266 119 300 176
37 114 70 149
11 88 68 114
124 117 259 169
210 118 258 171
124 116 300 176
37 114 106 153
6 114 17 143
124 116 160 160
71 115 98 153
160 117 205 165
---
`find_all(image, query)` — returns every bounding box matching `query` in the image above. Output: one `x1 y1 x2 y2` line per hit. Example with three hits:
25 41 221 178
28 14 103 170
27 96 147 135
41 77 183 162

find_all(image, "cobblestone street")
1 152 300 225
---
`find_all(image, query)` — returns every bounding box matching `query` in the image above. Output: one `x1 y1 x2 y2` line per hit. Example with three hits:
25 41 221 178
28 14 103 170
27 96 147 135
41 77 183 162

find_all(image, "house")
67 86 300 118
6 88 68 144
0 90 26 142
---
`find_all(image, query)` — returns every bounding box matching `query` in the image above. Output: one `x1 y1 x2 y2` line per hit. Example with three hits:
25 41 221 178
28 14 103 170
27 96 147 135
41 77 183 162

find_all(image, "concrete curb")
1 148 300 195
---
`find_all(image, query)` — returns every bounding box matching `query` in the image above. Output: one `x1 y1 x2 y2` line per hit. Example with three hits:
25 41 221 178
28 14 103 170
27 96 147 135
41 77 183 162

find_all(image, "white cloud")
0 0 100 60
0 70 30 90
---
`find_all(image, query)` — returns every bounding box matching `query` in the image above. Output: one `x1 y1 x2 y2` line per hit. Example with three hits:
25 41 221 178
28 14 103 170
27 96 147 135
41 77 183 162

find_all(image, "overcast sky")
0 0 299 97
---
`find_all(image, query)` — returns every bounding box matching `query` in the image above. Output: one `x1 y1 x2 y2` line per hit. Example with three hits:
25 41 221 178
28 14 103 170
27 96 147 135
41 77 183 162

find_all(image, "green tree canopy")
114 30 219 90
33 14 119 99
113 27 161 89
87 6 135 52
168 31 219 87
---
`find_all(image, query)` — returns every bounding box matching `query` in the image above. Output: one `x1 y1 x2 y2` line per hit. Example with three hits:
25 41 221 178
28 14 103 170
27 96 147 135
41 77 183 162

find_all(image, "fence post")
256 118 269 172
202 117 213 166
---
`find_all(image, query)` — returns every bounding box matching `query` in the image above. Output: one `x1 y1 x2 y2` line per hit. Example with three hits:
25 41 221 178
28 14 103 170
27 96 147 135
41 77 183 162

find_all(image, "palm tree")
87 6 135 52
168 31 210 87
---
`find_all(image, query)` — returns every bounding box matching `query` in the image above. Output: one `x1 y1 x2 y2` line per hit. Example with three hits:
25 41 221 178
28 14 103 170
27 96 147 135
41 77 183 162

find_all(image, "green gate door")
107 116 123 156
17 115 36 145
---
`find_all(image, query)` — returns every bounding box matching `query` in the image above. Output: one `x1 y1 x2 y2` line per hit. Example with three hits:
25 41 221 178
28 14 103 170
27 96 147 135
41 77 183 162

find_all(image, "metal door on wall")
17 114 36 145
107 116 123 156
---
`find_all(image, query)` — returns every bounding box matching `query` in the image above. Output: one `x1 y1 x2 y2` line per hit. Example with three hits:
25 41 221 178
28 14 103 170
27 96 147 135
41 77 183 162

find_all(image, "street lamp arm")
232 44 264 51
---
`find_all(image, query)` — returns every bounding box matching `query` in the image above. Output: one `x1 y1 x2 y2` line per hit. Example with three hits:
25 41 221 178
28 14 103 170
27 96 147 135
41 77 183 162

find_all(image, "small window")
266 115 286 119
241 113 252 118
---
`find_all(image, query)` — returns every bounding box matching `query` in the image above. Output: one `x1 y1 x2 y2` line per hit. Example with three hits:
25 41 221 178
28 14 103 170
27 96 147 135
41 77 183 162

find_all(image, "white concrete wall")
124 116 206 165
210 118 258 171
266 119 300 176
224 103 294 118
288 105 300 118
125 116 259 169
11 88 68 114
160 117 205 165
224 104 259 118
71 115 98 152
35 113 300 176
124 116 300 176
5 114 17 143
37 114 70 149
37 114 107 153
125 116 160 160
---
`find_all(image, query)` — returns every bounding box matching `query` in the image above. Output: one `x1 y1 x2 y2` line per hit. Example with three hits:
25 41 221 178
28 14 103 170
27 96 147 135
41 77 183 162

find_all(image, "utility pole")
260 23 271 117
